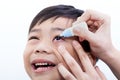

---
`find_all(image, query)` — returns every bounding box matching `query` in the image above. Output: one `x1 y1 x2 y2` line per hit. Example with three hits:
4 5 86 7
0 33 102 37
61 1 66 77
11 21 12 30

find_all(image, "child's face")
23 17 95 80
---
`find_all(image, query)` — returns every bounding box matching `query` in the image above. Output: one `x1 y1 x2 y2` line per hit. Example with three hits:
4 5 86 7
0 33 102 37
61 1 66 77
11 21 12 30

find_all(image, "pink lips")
31 59 56 73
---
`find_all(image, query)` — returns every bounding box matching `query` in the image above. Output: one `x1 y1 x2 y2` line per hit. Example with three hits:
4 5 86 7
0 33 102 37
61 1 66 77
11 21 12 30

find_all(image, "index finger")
72 41 97 74
77 9 105 22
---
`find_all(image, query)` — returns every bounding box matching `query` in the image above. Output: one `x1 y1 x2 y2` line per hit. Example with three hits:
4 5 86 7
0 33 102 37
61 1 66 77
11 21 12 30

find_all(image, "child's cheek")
53 41 71 70
53 40 69 48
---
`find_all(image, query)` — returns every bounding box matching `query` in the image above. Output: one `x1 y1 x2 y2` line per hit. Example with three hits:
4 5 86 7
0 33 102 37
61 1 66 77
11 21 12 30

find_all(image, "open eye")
28 36 39 40
53 36 64 41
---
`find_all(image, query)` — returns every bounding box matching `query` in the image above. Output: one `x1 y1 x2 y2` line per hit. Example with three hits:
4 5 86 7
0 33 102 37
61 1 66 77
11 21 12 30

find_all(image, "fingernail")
58 45 65 53
58 63 63 67
95 66 99 70
58 63 65 73
72 40 78 46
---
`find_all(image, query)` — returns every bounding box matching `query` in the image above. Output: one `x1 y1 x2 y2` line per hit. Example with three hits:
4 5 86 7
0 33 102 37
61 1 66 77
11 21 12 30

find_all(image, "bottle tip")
60 28 74 37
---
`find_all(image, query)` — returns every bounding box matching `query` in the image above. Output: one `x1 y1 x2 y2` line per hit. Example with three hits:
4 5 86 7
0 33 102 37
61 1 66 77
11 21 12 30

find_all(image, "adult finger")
58 64 76 80
72 40 97 74
95 66 107 80
53 49 68 68
77 9 110 28
73 26 97 48
58 45 84 79
77 9 105 23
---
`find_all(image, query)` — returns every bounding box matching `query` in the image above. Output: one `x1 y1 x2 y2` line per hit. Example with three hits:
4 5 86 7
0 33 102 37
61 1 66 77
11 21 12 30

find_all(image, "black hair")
29 5 84 32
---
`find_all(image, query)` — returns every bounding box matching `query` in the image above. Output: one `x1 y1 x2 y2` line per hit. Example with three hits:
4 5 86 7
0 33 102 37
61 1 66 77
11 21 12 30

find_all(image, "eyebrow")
30 29 41 33
30 27 65 33
51 27 65 32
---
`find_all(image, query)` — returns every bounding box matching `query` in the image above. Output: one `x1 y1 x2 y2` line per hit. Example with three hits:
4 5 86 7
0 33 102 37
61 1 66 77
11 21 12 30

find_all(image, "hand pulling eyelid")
60 22 88 37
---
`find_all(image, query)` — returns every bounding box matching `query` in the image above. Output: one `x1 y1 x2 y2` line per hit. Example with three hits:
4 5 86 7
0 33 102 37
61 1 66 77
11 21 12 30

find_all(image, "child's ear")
88 53 97 66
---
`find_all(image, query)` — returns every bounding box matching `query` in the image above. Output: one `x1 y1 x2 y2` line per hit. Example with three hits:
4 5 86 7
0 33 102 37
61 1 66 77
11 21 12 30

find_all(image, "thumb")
73 24 96 43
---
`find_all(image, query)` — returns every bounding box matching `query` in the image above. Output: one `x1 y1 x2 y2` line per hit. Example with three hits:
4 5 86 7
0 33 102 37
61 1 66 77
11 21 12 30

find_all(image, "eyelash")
54 36 64 41
28 35 65 41
28 36 39 40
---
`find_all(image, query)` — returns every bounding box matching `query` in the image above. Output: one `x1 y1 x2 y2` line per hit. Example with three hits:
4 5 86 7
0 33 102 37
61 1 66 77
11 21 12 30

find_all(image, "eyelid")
53 35 65 41
28 36 39 40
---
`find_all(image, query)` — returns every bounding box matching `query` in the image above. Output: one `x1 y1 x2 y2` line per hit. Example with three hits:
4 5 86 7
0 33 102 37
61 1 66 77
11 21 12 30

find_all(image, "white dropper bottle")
60 21 88 37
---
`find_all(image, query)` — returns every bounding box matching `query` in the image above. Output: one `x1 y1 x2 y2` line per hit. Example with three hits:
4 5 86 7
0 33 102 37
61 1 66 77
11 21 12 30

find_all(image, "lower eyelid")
53 39 64 43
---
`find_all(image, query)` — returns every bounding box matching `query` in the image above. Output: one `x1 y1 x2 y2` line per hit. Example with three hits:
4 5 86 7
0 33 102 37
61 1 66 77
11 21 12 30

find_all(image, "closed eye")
28 36 39 40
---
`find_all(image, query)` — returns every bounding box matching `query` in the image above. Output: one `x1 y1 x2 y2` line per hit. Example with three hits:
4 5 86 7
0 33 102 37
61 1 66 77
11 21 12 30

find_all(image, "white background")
0 0 120 80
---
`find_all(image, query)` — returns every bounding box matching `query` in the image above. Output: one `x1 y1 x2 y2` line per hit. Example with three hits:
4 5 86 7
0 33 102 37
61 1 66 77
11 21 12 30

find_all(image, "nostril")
34 45 53 54
35 50 47 54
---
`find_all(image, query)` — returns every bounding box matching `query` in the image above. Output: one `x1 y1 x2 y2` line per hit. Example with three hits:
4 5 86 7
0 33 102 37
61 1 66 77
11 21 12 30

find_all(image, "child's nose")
34 40 53 54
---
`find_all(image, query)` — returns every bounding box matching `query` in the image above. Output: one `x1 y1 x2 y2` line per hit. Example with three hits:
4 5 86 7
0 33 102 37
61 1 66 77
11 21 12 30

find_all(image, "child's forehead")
32 17 74 30
54 17 74 28
43 17 74 29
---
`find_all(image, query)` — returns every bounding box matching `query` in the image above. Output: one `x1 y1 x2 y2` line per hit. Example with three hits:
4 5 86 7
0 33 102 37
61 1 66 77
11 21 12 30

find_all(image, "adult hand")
73 9 112 61
73 10 120 79
57 41 106 80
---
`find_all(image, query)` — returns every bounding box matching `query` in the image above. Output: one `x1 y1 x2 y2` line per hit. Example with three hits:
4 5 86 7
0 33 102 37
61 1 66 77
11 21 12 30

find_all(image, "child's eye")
54 36 64 41
28 36 39 40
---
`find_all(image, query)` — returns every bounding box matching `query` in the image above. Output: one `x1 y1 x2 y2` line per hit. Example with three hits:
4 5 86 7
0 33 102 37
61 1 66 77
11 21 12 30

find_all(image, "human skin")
23 17 96 80
57 41 106 80
73 9 120 79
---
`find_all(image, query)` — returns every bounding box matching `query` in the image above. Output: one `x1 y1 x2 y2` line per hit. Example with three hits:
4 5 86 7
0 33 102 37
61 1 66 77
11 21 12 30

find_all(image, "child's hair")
28 4 91 53
29 5 84 32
